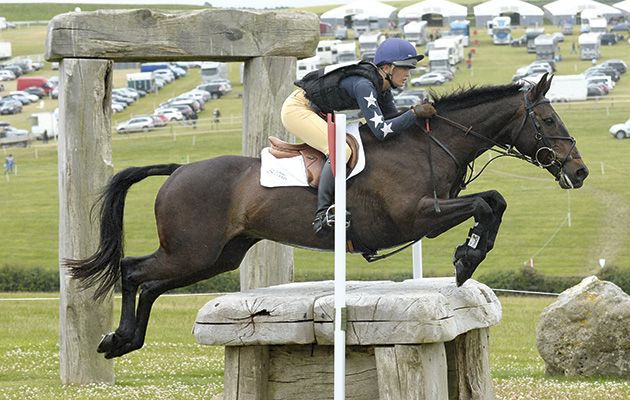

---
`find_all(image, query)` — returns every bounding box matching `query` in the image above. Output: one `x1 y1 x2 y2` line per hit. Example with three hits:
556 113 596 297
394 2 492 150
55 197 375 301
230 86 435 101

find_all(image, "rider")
281 37 437 238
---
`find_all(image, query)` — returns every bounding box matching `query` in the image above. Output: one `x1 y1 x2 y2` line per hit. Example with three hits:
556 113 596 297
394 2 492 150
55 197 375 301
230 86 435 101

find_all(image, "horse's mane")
430 82 525 112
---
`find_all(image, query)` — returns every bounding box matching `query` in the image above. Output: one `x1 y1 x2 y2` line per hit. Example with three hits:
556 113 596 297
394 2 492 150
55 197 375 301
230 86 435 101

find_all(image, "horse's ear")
530 73 553 100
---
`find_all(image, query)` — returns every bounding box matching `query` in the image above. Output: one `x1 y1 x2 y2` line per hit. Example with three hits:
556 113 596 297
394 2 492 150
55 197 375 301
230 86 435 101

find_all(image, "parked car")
431 68 454 81
585 76 614 91
23 86 46 98
400 88 430 103
6 93 31 105
134 114 166 128
586 83 606 97
1 125 29 136
513 64 552 81
600 59 627 75
0 99 22 114
510 35 526 47
196 82 229 99
609 118 630 139
410 73 446 86
155 107 184 122
111 103 124 113
0 70 16 81
10 91 39 103
2 65 22 78
113 88 139 100
154 69 174 83
583 66 620 82
50 87 59 100
394 94 423 110
600 33 619 46
115 116 155 133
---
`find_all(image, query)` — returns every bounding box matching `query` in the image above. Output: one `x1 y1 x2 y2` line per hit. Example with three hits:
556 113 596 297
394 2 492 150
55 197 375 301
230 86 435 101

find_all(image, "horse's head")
513 73 589 189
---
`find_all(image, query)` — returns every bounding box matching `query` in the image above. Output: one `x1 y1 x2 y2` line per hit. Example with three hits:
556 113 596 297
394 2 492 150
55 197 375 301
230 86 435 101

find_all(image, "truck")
403 21 428 46
492 17 511 45
526 27 545 53
200 62 228 84
428 48 450 70
546 75 587 102
449 20 471 46
579 32 601 60
535 34 560 61
0 41 11 61
140 62 171 73
127 72 156 92
316 40 341 65
30 111 58 140
581 10 607 34
17 76 55 94
434 36 464 65
359 32 385 62
353 14 379 37
336 42 358 63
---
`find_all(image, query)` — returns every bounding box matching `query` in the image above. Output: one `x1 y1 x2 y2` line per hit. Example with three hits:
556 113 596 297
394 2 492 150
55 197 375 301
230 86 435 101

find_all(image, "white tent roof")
398 0 467 18
614 0 630 13
473 0 544 16
544 0 621 16
321 0 397 19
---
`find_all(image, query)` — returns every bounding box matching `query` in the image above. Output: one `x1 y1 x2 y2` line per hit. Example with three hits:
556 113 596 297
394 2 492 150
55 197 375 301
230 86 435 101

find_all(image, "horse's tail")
64 163 182 301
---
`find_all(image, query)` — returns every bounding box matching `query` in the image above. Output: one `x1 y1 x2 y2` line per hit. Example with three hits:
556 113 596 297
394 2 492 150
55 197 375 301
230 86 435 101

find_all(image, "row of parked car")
0 59 45 82
0 86 49 115
114 79 231 133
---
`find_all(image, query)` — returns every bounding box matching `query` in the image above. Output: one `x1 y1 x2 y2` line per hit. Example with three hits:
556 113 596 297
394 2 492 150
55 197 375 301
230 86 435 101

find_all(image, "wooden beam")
45 9 319 62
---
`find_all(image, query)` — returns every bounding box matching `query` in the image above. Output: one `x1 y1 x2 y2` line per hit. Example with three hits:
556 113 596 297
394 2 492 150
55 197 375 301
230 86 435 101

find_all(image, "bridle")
427 90 581 188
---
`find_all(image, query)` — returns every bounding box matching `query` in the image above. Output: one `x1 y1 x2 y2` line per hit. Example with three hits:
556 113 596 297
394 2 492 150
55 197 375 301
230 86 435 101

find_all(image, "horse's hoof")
453 244 486 287
97 332 116 353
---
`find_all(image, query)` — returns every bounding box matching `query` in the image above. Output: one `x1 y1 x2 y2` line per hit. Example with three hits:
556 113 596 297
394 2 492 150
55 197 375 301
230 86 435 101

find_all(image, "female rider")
281 38 437 238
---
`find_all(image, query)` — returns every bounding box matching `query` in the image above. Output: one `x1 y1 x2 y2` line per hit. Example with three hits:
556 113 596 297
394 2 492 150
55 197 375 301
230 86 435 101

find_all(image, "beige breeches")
281 88 352 162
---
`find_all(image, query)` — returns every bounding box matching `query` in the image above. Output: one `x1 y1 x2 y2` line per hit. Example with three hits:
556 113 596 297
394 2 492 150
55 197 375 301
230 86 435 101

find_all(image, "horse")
67 73 588 358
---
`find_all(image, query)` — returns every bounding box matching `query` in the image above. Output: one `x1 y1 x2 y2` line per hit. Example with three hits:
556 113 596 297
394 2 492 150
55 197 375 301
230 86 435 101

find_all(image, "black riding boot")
313 159 350 238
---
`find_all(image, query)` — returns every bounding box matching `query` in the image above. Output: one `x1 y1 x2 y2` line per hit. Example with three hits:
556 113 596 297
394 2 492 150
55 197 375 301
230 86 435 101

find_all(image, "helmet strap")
380 65 397 89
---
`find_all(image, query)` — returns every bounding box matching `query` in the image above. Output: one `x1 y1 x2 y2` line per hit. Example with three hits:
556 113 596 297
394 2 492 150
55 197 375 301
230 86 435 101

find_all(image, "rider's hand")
412 103 437 119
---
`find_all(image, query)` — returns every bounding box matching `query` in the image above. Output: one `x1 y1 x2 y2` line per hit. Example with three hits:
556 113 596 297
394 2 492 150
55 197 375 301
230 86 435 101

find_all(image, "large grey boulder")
536 276 630 378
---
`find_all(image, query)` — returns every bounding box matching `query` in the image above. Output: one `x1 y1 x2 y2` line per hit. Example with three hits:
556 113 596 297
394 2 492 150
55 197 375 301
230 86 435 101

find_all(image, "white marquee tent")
543 0 622 25
398 0 468 27
613 0 630 19
473 0 544 27
320 0 397 31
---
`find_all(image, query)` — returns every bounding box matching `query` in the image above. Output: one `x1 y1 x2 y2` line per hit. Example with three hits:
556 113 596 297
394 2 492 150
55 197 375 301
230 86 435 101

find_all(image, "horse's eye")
543 117 555 125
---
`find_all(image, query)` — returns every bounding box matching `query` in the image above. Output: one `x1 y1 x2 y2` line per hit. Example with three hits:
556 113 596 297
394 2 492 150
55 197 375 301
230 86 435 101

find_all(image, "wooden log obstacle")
194 278 502 400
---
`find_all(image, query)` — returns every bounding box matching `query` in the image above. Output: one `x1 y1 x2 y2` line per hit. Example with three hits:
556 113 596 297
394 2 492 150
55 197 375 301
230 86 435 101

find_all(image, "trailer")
449 20 471 46
492 17 511 45
403 21 428 46
579 33 601 60
296 56 321 80
0 42 11 61
127 72 156 92
336 42 358 63
353 14 379 37
429 48 450 70
546 75 587 102
526 27 545 53
200 62 228 84
30 111 59 140
434 36 464 65
535 34 560 61
316 40 342 65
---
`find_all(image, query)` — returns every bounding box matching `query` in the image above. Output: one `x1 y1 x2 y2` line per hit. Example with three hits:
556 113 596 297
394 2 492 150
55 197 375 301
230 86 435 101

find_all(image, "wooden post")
58 58 115 385
240 56 296 291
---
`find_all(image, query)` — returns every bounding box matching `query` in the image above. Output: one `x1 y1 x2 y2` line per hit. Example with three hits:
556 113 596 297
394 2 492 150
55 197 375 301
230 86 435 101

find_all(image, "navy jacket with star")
295 62 417 141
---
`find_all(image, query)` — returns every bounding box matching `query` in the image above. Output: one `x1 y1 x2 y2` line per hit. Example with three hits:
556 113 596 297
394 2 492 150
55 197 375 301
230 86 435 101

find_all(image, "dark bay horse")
67 74 588 358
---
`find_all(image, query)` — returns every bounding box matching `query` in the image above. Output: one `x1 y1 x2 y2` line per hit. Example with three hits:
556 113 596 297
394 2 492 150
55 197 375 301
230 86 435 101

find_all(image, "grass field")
1 3 630 398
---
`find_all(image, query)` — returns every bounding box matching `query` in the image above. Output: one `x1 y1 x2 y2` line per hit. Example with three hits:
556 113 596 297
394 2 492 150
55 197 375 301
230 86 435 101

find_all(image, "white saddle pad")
260 121 366 188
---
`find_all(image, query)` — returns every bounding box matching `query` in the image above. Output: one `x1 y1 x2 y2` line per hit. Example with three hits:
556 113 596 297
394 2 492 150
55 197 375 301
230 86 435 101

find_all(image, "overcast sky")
17 0 348 8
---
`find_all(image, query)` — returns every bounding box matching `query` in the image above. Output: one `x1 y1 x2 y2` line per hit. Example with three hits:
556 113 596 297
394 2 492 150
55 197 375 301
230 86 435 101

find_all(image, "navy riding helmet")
373 38 424 69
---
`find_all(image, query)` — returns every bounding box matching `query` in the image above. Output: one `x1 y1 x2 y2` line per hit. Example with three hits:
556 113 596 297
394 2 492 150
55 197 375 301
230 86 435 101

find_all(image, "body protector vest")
295 61 388 114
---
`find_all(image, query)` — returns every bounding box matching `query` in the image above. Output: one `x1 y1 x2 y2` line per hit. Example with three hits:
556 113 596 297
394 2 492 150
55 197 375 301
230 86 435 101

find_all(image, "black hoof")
453 244 486 287
97 332 116 354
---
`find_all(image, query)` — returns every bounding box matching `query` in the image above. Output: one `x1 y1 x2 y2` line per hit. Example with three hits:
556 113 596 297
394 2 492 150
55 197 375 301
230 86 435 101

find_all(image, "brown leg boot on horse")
312 159 351 238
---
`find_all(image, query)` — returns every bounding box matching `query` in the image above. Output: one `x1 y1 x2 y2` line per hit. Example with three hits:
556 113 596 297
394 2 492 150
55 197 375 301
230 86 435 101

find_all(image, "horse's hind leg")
102 236 259 359
97 254 149 356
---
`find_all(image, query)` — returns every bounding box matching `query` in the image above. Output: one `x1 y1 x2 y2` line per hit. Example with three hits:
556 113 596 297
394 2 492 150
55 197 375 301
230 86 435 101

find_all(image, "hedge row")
1 264 628 295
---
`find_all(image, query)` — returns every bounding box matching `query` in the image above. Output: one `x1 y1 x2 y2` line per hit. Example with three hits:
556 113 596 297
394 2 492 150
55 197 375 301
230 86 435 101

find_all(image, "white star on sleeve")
369 111 383 128
364 92 378 108
381 122 393 137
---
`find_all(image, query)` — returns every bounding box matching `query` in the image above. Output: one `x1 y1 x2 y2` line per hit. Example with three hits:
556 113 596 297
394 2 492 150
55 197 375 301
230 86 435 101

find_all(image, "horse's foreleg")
415 193 502 286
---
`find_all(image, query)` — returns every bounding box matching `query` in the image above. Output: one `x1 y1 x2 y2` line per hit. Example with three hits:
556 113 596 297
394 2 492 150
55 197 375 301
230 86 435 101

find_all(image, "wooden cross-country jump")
45 8 319 384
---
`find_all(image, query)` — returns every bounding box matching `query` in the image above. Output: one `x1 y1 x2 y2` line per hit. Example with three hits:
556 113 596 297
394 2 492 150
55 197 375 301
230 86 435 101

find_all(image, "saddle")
268 135 360 188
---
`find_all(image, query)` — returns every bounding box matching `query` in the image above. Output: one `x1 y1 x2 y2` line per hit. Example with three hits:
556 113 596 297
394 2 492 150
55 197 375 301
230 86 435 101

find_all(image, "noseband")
511 93 579 178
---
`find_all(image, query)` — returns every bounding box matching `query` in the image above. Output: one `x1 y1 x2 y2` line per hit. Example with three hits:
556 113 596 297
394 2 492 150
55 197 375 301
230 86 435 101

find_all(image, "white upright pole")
333 113 347 400
412 241 423 279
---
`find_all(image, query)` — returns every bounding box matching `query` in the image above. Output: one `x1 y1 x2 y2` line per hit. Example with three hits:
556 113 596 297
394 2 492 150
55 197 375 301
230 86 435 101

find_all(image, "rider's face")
381 65 412 89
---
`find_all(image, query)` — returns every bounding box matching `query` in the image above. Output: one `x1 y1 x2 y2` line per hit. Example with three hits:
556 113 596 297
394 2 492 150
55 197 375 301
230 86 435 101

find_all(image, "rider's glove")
412 103 437 119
